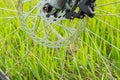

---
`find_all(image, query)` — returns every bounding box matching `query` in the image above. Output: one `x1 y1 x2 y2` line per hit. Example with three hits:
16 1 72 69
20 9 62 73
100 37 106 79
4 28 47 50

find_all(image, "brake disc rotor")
17 0 95 47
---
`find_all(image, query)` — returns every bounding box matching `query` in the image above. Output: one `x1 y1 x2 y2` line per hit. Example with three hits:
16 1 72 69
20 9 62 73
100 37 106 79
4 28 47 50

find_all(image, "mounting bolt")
43 3 53 13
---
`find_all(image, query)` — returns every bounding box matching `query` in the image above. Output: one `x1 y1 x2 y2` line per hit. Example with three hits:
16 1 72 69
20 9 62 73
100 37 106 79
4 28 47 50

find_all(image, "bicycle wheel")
0 0 120 80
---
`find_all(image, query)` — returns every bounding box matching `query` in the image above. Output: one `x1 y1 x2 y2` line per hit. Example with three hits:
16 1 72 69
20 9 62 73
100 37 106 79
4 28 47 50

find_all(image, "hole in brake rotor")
42 0 96 20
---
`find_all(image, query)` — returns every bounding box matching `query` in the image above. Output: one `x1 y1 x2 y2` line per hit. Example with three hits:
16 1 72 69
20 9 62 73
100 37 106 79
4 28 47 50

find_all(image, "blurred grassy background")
0 0 120 80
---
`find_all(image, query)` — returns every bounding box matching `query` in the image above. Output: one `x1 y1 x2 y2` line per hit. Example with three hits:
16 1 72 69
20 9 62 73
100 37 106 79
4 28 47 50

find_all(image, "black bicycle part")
0 69 9 80
43 0 96 19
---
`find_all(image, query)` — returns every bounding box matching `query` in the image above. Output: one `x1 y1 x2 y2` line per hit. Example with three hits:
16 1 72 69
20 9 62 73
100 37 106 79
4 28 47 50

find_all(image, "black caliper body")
43 0 96 19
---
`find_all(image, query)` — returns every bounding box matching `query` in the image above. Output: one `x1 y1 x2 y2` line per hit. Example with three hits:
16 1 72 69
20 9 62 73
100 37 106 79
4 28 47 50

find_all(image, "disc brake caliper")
66 0 96 19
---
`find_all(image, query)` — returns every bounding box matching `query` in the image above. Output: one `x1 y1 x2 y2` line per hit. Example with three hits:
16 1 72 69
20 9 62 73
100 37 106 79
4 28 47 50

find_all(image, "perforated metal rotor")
18 0 85 47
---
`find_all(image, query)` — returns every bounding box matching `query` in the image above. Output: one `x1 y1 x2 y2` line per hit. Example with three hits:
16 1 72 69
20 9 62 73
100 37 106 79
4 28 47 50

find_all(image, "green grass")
0 0 120 80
